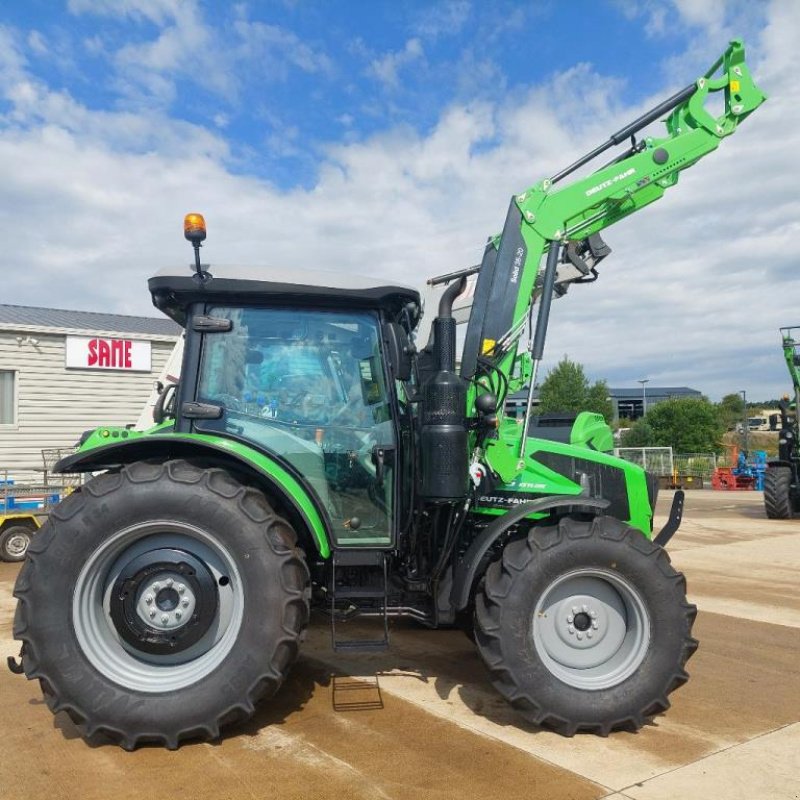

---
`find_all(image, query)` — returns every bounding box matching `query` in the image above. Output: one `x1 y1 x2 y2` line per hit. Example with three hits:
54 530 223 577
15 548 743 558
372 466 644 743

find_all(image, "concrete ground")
1 490 799 800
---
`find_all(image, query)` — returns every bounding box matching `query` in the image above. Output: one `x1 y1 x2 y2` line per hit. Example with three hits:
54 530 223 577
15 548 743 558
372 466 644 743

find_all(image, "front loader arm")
461 39 765 472
520 40 763 247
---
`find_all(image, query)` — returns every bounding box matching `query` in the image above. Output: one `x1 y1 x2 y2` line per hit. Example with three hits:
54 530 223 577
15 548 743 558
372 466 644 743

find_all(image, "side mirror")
382 322 413 381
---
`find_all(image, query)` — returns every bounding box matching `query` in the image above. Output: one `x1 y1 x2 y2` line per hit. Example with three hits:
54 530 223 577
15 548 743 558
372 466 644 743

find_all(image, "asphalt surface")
1 490 799 800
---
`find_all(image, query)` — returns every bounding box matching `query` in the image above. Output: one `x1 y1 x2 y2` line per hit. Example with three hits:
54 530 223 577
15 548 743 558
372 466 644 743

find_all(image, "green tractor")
10 41 765 749
764 327 800 518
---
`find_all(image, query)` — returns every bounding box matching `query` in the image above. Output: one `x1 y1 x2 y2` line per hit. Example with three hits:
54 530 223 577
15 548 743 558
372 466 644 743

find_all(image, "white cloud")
27 30 48 56
67 0 182 26
232 19 334 79
69 0 333 109
0 2 796 401
368 38 425 90
413 1 471 39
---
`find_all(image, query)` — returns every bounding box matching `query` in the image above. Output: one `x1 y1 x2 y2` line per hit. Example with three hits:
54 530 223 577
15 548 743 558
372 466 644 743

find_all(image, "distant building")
609 386 702 422
0 305 180 480
506 385 703 422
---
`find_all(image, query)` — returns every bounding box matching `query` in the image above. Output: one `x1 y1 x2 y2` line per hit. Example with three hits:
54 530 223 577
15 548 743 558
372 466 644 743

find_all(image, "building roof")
0 304 180 338
608 386 702 399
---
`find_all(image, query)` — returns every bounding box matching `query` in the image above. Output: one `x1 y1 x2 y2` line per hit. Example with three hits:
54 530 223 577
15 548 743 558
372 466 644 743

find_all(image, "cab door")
193 305 397 548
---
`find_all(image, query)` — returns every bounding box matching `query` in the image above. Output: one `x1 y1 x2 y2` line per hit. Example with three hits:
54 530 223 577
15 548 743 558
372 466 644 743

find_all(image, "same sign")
65 336 151 372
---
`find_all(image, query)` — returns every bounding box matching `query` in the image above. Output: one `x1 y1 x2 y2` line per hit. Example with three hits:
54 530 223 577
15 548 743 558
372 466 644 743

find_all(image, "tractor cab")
149 262 421 550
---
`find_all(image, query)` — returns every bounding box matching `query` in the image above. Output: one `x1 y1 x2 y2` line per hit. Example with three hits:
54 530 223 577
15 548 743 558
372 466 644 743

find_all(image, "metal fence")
673 452 719 480
615 447 722 481
615 447 674 475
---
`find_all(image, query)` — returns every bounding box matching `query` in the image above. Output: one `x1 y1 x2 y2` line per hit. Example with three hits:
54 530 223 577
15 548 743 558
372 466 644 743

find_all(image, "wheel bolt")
576 632 583 641
571 606 578 614
178 584 185 594
592 621 599 630
175 610 182 620
166 578 174 587
587 631 593 639
153 582 161 591
590 611 597 619
149 609 156 618
568 625 575 634
161 614 169 624
567 614 574 623
181 598 190 607
145 595 153 604
581 604 588 613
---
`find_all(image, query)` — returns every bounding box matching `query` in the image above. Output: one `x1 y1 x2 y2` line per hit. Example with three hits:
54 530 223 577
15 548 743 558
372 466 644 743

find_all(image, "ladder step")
334 587 386 599
333 638 389 652
331 550 390 652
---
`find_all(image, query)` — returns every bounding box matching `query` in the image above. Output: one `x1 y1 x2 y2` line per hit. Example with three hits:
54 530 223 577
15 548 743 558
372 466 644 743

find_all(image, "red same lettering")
111 339 123 368
85 338 134 368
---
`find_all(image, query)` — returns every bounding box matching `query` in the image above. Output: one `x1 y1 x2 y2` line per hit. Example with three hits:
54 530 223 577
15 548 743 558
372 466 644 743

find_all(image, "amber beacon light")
184 213 208 279
184 213 207 243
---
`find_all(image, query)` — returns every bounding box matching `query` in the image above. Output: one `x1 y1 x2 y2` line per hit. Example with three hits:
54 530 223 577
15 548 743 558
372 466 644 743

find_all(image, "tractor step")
330 549 389 652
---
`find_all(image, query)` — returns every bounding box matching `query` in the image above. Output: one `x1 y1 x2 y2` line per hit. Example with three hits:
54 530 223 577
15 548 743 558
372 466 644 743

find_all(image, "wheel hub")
4 531 30 558
110 548 218 655
136 573 197 632
532 569 651 690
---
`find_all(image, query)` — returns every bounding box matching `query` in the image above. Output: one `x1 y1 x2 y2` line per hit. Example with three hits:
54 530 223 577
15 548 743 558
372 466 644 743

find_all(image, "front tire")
13 459 310 749
764 466 793 519
475 515 697 736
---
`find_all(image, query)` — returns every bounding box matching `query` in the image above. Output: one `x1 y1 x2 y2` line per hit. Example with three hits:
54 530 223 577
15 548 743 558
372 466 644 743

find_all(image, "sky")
0 0 796 401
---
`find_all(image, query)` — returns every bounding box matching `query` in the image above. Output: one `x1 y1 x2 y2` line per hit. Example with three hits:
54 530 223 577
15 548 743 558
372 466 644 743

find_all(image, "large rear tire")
13 459 310 749
475 515 697 736
764 466 793 519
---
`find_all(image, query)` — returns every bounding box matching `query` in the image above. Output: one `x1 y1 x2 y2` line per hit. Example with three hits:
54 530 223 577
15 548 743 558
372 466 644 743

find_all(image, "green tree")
620 420 655 447
717 392 745 431
538 356 613 422
645 397 725 453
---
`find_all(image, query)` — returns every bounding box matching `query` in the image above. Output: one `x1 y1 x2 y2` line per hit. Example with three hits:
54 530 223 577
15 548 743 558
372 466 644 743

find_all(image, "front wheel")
475 515 697 736
13 460 310 749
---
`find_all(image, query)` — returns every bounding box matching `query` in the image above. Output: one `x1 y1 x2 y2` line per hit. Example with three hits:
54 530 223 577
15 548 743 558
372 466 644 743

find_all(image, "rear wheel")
764 466 793 519
13 459 310 749
475 515 697 735
0 524 34 562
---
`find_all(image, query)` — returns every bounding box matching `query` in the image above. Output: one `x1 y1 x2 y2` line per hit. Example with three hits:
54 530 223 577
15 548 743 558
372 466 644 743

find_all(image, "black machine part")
381 321 413 381
419 277 469 501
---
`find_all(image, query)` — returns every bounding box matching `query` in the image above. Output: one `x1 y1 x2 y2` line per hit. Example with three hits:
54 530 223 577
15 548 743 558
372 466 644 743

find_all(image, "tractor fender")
767 459 792 468
54 434 332 558
451 495 610 611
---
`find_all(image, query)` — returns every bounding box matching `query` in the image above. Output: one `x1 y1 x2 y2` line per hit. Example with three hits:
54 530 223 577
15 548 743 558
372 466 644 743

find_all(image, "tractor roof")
149 265 421 326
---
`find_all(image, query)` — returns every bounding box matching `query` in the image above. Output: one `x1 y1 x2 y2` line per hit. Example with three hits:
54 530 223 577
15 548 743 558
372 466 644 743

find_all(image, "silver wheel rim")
72 521 244 694
4 531 30 558
532 568 650 690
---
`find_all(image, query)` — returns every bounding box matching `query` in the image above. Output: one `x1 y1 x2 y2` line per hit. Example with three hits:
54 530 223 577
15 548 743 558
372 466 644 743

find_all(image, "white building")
0 305 180 481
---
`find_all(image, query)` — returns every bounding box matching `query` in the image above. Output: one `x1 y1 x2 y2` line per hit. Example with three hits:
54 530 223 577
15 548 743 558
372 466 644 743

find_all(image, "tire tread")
474 515 697 736
13 458 310 750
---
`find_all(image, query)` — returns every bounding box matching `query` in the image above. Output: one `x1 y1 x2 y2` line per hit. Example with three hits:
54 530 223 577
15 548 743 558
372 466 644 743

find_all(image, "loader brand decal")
510 246 525 283
479 494 541 506
585 167 636 198
66 336 152 372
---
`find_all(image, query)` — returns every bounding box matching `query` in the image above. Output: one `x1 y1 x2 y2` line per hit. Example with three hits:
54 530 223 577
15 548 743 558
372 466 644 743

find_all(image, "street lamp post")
638 379 650 419
740 389 749 457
